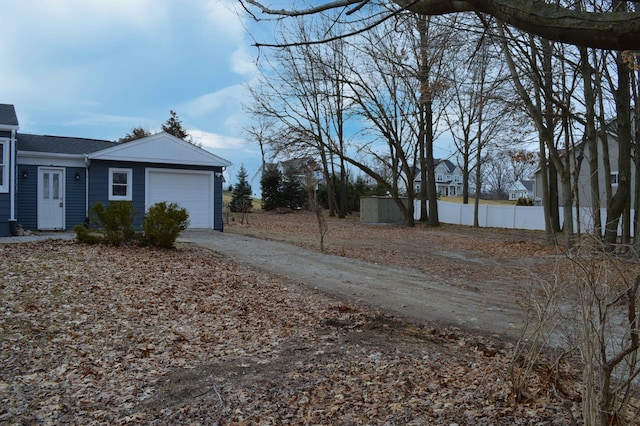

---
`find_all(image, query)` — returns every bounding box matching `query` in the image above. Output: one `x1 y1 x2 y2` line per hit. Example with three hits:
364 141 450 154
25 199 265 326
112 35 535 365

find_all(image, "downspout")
84 155 90 223
9 129 18 235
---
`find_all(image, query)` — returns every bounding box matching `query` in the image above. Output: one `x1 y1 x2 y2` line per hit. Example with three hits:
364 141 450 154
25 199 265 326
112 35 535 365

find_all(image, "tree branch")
242 0 640 50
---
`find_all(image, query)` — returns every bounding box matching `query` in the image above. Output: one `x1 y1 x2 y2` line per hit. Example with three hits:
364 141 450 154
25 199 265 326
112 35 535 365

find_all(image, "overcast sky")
0 0 266 187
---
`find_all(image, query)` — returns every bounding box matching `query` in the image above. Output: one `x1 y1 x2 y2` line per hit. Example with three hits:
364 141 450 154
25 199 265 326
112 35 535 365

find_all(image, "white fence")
414 201 630 235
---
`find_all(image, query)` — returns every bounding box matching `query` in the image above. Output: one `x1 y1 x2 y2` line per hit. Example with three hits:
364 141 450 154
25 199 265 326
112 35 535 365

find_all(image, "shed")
360 196 408 223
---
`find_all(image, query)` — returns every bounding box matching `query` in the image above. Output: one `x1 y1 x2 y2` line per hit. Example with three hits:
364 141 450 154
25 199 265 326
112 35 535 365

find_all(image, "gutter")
9 129 17 234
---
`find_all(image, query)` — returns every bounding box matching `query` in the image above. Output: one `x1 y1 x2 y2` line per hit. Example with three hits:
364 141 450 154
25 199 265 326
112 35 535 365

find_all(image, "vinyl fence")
414 201 630 235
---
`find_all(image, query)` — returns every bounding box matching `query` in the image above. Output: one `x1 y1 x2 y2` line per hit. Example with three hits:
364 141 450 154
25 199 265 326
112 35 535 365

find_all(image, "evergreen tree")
119 126 151 143
281 167 307 209
230 165 253 213
260 164 282 211
162 110 199 145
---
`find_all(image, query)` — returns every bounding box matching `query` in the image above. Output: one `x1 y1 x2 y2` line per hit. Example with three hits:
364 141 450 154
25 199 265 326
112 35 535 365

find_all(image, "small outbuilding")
360 196 408 224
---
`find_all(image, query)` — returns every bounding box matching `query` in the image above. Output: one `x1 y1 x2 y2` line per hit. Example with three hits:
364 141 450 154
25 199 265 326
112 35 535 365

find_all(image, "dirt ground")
217 210 565 337
0 213 587 424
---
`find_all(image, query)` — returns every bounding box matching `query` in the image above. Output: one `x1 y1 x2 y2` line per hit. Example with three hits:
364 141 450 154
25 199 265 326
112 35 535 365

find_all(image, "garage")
88 132 231 231
146 168 214 229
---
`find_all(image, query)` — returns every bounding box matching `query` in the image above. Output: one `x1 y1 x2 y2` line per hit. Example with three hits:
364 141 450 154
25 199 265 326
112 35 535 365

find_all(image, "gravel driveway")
181 230 526 340
0 228 527 339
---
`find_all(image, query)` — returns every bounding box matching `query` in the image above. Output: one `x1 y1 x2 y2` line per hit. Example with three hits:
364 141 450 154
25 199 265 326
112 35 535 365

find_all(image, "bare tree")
247 16 351 217
335 12 454 226
444 31 519 226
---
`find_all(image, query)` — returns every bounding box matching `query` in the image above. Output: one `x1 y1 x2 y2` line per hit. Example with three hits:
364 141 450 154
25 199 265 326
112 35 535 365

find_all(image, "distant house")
508 179 534 201
0 103 231 237
276 157 324 187
533 120 635 208
413 159 463 197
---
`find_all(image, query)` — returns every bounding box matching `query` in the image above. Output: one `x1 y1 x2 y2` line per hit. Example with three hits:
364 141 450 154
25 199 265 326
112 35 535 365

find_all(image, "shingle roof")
521 180 534 191
17 133 117 154
0 104 19 127
435 159 456 173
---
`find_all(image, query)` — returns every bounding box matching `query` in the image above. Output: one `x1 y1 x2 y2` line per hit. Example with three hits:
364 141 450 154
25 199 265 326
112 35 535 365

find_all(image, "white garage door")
146 169 213 228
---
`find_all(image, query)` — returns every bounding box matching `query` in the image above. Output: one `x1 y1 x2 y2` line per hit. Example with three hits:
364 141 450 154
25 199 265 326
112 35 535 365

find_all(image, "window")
446 175 451 182
611 172 619 186
109 168 132 200
454 175 461 183
0 141 8 193
436 174 443 182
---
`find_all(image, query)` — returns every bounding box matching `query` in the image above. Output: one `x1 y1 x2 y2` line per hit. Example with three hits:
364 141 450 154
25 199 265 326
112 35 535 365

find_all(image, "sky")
0 0 267 190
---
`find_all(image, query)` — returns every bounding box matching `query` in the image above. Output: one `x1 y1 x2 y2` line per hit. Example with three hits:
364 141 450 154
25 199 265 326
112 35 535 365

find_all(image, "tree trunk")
604 51 632 249
581 47 601 238
633 60 640 255
425 99 439 226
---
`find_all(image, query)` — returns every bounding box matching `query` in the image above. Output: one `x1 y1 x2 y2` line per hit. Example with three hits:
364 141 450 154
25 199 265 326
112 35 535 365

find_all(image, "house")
0 104 231 237
276 157 324 187
533 120 635 208
508 179 534 201
413 159 463 197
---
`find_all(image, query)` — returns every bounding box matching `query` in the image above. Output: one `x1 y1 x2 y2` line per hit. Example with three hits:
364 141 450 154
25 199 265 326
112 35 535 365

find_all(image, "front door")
38 167 65 230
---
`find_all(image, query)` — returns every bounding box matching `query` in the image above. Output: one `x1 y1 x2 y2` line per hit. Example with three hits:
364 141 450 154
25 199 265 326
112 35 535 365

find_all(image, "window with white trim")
454 175 461 183
436 173 443 182
108 168 132 201
0 141 8 193
611 172 619 186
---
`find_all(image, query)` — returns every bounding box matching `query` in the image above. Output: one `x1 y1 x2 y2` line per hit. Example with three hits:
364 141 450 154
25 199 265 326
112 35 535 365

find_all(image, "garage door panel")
147 170 213 228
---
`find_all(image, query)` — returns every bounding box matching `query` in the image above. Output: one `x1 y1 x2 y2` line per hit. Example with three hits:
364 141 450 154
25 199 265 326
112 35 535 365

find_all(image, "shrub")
516 197 534 206
89 201 138 245
142 201 190 248
73 223 102 244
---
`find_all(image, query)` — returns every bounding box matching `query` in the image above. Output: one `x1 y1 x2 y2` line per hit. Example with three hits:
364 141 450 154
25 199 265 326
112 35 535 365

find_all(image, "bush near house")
88 201 138 245
142 202 190 248
75 201 189 248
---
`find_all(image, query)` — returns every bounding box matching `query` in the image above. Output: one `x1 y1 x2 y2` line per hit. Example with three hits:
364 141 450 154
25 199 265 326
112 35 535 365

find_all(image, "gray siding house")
533 127 634 208
0 104 231 236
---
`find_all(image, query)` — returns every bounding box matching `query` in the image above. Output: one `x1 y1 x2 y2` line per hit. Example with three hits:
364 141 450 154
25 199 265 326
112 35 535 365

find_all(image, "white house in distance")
414 159 463 197
508 179 535 201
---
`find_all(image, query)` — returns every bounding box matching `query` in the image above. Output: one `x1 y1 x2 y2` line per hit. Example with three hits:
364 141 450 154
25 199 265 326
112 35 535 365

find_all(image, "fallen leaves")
0 238 577 424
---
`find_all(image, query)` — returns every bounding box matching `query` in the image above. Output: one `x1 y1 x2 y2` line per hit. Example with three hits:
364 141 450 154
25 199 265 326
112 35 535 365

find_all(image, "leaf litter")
1 226 578 424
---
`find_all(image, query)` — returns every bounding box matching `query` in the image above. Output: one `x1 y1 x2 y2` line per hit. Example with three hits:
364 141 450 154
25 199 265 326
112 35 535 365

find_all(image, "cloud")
181 85 248 118
204 1 246 41
190 129 244 150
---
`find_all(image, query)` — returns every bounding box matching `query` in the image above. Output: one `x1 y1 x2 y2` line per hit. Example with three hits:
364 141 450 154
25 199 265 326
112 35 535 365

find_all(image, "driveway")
181 230 526 340
0 229 527 339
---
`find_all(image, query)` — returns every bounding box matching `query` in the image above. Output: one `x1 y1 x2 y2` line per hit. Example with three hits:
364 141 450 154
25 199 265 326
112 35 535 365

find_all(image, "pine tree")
230 165 253 213
260 164 282 211
281 167 307 209
162 110 199 145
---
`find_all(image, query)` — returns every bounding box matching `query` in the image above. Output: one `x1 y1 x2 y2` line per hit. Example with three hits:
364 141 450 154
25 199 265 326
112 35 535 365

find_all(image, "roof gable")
0 104 19 129
88 132 231 167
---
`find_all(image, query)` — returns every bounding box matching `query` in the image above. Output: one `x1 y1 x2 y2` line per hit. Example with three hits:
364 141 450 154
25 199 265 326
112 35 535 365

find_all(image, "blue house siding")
88 160 225 230
16 165 37 230
88 161 146 228
15 165 87 231
65 167 87 228
214 173 224 231
0 193 10 236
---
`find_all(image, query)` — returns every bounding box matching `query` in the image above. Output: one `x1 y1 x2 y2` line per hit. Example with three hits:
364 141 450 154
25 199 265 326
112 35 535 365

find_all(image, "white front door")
38 167 65 230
